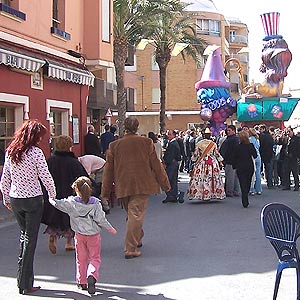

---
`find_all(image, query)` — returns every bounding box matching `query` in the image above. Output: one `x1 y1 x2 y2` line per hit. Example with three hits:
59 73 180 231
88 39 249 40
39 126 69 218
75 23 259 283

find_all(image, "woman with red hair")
0 119 56 295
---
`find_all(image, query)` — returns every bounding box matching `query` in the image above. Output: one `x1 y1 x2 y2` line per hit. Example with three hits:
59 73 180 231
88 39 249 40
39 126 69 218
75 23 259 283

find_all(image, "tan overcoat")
101 133 170 199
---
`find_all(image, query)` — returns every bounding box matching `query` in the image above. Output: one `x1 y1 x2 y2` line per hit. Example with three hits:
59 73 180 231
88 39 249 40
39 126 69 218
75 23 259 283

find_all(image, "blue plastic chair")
261 203 300 300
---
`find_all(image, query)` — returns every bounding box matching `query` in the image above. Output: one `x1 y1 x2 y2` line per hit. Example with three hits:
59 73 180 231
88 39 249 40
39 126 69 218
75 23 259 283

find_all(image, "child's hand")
49 198 56 206
109 228 117 234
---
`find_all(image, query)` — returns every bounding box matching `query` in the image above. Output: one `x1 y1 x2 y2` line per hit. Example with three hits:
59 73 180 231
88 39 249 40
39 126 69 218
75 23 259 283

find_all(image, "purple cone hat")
195 47 231 89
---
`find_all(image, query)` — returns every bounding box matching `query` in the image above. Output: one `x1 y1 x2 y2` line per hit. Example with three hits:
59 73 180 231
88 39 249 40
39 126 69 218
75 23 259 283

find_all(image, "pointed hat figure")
195 47 230 90
195 47 236 136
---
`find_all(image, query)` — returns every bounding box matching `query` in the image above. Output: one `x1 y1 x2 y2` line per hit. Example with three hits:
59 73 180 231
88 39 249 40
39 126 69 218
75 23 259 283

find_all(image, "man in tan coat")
101 117 170 259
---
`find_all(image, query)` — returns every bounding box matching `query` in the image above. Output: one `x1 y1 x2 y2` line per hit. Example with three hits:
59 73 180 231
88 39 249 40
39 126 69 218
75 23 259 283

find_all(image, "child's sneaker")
87 275 96 295
77 283 87 290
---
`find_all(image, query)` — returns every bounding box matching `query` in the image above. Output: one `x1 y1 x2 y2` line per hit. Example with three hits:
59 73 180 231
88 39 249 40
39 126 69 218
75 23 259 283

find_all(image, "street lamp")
136 39 189 57
138 75 145 110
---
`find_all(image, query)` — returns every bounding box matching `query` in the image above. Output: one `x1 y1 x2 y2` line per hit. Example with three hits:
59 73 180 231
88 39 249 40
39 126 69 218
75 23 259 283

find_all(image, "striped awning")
0 47 45 72
46 60 95 87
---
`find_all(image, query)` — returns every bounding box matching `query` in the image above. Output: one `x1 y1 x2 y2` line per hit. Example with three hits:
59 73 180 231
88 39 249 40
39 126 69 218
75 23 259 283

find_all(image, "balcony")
50 27 71 40
0 3 26 21
229 35 248 45
88 78 117 110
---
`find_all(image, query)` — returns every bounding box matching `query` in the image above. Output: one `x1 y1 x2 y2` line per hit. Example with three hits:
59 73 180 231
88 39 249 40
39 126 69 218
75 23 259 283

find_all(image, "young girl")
49 176 117 295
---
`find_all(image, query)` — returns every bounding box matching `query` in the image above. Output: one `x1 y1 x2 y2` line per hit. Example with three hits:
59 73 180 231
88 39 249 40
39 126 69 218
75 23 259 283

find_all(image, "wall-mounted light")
171 43 189 56
136 39 155 50
136 39 189 57
67 50 86 65
67 50 82 58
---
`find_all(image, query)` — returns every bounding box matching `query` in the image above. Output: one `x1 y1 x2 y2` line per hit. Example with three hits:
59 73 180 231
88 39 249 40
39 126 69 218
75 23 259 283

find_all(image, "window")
51 0 70 40
0 0 25 21
196 19 220 37
49 110 62 153
230 31 236 43
152 88 161 104
46 99 72 153
0 0 10 6
52 0 63 29
0 106 15 166
125 54 136 71
152 54 159 71
102 0 111 42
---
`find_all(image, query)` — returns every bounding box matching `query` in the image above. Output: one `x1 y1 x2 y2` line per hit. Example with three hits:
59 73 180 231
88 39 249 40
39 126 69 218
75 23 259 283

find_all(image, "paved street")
1 174 300 300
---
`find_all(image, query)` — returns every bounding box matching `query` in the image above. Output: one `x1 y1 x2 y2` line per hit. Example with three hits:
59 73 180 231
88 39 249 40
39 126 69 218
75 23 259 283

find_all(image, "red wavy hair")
7 119 47 163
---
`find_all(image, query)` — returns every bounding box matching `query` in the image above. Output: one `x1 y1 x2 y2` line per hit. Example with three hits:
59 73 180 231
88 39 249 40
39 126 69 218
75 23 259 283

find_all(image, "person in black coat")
163 129 182 203
84 125 101 156
232 130 257 208
259 124 274 188
42 135 89 254
283 127 300 190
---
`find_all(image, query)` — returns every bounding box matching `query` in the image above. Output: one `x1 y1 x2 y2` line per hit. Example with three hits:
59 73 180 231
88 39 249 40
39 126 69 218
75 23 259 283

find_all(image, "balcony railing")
229 35 248 45
50 27 71 40
88 78 116 110
0 3 26 21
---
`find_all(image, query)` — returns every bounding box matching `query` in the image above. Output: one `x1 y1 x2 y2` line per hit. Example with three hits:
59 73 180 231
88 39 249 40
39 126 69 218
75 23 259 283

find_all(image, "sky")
213 0 300 91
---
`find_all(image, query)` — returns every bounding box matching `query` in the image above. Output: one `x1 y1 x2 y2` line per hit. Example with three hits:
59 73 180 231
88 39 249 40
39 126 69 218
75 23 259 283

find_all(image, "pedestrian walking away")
101 117 170 259
0 119 56 295
49 176 117 295
187 128 225 202
233 130 257 208
41 135 89 255
163 129 183 203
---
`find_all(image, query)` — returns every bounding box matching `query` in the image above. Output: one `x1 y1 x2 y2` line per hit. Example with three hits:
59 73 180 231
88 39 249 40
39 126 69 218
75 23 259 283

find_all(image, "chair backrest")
261 203 300 261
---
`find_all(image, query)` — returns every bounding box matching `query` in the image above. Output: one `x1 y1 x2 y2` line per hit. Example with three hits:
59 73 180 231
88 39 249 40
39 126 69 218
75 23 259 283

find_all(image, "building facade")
0 0 113 166
121 0 249 134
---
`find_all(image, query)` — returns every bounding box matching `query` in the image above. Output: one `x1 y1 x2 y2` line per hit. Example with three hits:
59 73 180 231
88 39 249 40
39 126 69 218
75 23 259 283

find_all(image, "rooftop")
182 0 219 13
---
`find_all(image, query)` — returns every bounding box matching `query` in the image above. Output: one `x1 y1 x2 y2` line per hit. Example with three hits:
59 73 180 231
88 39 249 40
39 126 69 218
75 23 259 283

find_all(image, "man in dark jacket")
283 127 300 190
84 125 101 156
163 129 183 203
220 125 240 197
100 124 115 156
259 124 275 189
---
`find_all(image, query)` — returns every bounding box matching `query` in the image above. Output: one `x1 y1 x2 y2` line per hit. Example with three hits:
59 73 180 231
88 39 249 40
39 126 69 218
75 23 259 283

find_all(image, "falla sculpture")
243 12 292 98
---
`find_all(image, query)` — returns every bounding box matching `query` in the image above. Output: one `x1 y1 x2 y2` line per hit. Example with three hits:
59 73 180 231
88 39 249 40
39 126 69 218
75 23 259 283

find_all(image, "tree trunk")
159 65 167 133
113 38 128 137
157 46 171 134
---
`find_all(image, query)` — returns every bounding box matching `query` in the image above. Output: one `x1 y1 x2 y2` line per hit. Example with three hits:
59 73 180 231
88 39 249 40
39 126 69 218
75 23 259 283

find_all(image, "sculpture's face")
261 38 292 84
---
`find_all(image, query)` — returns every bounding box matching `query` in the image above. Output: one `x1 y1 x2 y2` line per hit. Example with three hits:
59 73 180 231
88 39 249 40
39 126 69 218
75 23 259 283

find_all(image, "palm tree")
113 0 165 136
144 0 207 133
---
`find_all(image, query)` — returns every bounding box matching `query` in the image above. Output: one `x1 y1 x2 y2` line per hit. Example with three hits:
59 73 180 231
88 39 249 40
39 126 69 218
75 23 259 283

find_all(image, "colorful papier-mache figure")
195 47 237 136
244 12 292 97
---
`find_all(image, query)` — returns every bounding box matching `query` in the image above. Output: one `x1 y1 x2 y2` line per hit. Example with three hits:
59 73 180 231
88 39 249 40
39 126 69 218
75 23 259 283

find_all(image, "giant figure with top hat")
238 12 298 126
195 12 297 132
244 12 292 97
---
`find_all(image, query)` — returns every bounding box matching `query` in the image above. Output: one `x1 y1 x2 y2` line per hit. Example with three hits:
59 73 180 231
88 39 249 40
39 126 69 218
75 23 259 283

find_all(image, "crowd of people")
1 117 300 295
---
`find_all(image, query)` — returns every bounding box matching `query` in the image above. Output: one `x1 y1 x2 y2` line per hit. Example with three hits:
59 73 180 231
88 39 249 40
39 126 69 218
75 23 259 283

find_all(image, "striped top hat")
260 12 283 41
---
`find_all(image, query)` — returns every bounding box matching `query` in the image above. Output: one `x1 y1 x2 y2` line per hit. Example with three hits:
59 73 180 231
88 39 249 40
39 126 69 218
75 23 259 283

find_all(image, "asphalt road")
1 174 300 300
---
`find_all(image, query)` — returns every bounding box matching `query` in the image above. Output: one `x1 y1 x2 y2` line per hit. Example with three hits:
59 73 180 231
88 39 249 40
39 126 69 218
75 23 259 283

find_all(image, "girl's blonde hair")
72 176 93 204
238 130 250 144
248 128 259 140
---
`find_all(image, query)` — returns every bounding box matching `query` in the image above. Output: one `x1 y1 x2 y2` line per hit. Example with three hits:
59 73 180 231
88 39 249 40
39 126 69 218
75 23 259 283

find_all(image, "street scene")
0 175 300 300
1 0 300 300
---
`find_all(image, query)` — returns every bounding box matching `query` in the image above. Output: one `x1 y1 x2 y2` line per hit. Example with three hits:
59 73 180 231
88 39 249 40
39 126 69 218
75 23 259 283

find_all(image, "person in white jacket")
49 176 117 295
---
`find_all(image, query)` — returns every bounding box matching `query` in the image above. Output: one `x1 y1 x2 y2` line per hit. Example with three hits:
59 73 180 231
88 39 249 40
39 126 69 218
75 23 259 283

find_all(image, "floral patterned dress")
187 139 225 201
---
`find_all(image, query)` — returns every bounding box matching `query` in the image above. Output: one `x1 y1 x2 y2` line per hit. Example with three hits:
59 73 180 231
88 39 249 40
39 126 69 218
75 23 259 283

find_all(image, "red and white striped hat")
260 12 282 41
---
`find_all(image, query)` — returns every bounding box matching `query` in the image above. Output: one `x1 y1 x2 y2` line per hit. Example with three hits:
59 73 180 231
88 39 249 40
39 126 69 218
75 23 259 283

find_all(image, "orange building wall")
0 0 113 63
